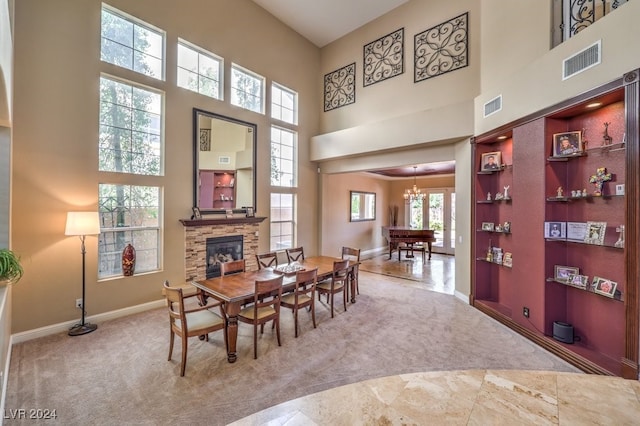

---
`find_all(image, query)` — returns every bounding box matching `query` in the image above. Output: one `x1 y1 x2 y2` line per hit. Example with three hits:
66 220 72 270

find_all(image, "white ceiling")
252 0 410 47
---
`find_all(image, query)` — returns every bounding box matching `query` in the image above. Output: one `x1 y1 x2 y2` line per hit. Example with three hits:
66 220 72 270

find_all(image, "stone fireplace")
206 235 243 278
180 217 265 282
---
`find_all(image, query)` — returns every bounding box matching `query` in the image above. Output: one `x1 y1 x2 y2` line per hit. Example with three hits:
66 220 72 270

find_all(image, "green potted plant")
0 248 24 286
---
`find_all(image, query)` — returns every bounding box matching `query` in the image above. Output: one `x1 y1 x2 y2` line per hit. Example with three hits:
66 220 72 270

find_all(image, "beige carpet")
5 271 579 425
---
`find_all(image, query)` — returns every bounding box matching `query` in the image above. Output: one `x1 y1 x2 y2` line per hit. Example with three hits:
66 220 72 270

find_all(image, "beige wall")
10 0 320 333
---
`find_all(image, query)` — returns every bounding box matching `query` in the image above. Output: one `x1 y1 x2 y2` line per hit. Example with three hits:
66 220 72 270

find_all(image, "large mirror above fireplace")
193 108 256 214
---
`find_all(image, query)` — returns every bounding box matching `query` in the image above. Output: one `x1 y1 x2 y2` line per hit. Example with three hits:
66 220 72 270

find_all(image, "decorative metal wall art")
363 28 404 86
324 63 356 112
414 12 469 83
199 128 211 151
563 0 627 40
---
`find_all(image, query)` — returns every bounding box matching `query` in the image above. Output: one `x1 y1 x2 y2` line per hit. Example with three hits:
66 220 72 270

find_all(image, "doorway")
407 188 455 255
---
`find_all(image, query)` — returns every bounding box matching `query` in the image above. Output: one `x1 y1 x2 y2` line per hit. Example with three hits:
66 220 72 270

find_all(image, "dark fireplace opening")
206 235 243 278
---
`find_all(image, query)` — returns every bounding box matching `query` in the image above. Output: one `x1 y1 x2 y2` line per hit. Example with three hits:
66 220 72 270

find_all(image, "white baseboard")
361 246 387 259
454 290 469 304
11 299 166 344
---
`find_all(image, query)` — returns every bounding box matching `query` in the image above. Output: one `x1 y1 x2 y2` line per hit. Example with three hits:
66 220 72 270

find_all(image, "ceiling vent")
563 40 601 80
218 156 231 164
483 95 502 118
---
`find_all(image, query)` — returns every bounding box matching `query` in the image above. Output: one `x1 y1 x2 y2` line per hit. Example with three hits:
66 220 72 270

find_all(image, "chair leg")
180 335 188 377
168 329 175 361
294 307 299 338
275 317 281 346
343 287 347 312
253 323 258 359
311 301 316 329
330 292 334 318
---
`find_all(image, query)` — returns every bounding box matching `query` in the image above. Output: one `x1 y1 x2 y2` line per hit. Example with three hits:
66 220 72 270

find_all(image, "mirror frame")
193 108 257 214
350 191 376 222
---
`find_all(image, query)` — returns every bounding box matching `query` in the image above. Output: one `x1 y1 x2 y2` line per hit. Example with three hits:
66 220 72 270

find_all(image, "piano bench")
398 243 426 261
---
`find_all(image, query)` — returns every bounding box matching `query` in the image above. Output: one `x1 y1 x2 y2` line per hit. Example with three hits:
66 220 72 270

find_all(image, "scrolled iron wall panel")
363 28 404 87
324 63 356 112
414 12 468 83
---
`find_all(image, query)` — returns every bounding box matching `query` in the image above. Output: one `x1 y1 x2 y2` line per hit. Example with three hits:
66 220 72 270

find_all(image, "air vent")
218 156 231 164
563 40 601 80
483 95 502 118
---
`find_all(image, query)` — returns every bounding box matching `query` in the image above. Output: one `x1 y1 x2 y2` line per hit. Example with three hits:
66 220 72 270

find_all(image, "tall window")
98 184 161 279
271 83 297 124
230 64 264 113
99 76 163 176
100 5 165 80
270 193 295 250
177 40 223 100
270 126 296 187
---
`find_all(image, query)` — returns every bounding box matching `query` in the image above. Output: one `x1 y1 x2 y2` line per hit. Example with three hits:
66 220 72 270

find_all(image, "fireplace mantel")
180 216 266 227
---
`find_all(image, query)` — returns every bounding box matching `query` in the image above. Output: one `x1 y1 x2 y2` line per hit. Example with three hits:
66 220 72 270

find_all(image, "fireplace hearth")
206 235 243 278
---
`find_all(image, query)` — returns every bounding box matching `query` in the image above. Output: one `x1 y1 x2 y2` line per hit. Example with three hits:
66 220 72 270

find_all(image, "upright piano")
381 226 436 260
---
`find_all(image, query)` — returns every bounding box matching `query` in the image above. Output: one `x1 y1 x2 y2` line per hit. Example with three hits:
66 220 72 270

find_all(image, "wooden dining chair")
220 259 246 276
286 246 305 262
255 252 278 270
316 259 349 318
238 275 284 359
163 281 227 376
281 268 317 337
341 246 361 295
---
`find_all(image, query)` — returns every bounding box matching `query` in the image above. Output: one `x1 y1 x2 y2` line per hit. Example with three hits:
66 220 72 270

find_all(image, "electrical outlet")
523 307 530 318
76 299 83 309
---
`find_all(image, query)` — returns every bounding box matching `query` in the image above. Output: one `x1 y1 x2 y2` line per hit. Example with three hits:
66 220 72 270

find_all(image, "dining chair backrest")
286 247 305 262
164 281 186 323
220 259 246 276
341 247 360 263
293 267 318 299
253 275 284 309
255 252 278 270
332 258 350 281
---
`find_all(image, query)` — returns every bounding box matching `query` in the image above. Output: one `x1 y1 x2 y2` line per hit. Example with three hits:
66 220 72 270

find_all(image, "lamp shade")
65 212 100 236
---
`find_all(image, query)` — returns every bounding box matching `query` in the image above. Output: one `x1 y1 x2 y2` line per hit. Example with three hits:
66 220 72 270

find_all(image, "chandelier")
403 166 426 202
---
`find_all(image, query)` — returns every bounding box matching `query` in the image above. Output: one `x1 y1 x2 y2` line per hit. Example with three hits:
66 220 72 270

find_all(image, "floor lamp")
65 211 100 336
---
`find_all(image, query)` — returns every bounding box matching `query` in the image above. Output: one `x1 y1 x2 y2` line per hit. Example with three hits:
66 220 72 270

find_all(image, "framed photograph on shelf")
481 222 495 232
192 206 202 220
544 221 566 239
552 131 583 157
502 221 511 233
567 274 589 289
584 221 606 245
554 265 579 283
480 151 502 171
592 276 617 298
566 221 587 241
245 206 255 217
502 252 513 268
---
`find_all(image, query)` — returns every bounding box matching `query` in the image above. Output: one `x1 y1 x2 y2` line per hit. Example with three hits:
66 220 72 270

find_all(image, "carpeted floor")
5 270 579 425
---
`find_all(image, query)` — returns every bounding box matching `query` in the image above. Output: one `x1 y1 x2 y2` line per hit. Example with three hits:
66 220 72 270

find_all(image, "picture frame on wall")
544 221 566 239
567 274 589 289
552 131 583 157
481 222 495 232
245 206 255 217
480 151 502 171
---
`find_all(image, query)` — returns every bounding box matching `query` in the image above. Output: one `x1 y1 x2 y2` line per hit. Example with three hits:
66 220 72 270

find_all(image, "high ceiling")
251 0 410 47
251 0 450 178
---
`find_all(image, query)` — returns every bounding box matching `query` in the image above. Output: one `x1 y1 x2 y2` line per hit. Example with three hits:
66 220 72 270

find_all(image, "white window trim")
230 63 265 114
177 38 224 100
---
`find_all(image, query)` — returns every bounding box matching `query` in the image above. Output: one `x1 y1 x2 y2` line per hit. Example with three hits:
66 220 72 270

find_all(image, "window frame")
230 63 265 114
271 82 298 125
100 4 166 80
270 125 297 188
269 192 296 251
177 39 223 100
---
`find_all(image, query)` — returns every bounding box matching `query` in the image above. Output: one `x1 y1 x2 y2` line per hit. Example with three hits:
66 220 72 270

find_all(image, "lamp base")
68 322 98 336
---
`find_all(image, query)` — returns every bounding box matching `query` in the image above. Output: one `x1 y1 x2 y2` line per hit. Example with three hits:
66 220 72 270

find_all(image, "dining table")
192 255 357 362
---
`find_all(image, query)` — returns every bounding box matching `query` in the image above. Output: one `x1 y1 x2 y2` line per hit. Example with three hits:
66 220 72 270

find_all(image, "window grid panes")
270 193 295 251
98 184 161 279
271 83 297 124
231 64 264 114
99 76 163 176
101 6 164 80
177 41 222 100
270 126 296 187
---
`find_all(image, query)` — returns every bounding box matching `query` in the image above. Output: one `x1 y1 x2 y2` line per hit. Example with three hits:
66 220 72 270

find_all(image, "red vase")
122 244 136 276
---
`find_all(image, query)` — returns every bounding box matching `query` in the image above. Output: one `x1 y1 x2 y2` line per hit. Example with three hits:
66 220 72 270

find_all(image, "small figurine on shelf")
494 192 504 201
581 128 588 150
486 246 493 262
487 192 492 201
615 225 625 248
602 122 613 146
503 185 510 199
556 186 564 198
589 167 613 196
582 188 587 197
571 190 577 198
